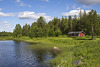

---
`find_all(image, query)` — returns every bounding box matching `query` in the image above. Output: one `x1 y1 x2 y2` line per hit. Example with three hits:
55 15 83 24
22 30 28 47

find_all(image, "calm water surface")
0 40 54 67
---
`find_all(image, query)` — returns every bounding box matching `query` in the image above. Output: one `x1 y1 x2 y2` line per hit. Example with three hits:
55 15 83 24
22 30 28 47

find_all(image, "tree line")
13 9 100 38
0 31 13 36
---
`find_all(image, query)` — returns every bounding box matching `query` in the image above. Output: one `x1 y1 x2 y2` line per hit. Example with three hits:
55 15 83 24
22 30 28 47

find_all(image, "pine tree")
13 24 22 37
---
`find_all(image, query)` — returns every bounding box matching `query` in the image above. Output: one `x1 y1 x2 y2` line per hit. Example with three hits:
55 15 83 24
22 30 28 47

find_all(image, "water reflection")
0 40 54 67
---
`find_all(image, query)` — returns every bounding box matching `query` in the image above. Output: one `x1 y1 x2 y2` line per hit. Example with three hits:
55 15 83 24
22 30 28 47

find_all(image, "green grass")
0 36 100 67
71 40 100 67
0 36 13 40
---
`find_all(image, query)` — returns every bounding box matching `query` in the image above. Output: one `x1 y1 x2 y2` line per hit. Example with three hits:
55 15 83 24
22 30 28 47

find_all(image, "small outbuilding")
68 31 85 37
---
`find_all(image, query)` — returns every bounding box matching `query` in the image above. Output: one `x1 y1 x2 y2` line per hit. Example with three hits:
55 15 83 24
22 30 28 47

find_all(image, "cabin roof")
68 31 85 34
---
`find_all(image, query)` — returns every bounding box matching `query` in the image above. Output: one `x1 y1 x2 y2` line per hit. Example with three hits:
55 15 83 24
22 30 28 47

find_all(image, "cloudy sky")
0 0 100 32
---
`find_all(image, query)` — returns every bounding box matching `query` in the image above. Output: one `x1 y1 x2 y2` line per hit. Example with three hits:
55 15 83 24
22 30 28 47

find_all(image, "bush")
86 35 90 38
18 34 22 37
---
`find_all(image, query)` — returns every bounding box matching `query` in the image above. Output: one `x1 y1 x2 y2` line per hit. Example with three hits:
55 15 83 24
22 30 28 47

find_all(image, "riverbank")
0 36 13 40
0 36 100 67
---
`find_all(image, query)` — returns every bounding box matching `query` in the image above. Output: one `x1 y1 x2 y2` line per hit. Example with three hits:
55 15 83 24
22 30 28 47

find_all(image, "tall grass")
71 40 100 67
52 39 100 67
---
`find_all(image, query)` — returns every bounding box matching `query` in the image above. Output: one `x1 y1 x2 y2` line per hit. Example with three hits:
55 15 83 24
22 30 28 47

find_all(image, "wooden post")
91 26 93 40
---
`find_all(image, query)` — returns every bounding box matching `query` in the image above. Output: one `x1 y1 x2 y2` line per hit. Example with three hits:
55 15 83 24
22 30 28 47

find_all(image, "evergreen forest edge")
1 9 99 38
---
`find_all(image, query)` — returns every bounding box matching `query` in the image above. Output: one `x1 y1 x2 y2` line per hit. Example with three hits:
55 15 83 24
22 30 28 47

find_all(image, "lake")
0 40 54 67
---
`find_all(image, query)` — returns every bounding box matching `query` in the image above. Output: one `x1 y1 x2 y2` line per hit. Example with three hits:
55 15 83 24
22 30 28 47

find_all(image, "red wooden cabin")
68 31 85 37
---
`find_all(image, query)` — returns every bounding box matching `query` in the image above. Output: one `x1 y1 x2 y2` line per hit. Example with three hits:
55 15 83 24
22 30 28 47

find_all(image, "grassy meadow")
0 36 100 67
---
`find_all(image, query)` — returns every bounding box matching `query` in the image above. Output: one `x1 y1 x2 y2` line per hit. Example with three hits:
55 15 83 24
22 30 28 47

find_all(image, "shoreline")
0 36 100 67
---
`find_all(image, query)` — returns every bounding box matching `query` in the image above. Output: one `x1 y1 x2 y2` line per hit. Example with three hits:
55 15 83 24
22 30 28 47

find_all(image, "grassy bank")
0 36 100 67
0 36 13 40
12 36 100 67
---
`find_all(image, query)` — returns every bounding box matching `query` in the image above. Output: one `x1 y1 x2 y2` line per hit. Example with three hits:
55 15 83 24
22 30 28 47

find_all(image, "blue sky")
0 0 100 32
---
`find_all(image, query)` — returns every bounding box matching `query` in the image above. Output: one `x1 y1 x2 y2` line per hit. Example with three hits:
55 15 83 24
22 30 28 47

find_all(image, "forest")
12 9 100 38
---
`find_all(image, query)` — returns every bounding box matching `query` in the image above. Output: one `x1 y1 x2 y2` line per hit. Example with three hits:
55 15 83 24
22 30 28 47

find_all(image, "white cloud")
61 9 91 16
82 5 89 8
76 0 100 5
0 12 16 17
66 4 77 10
18 11 52 21
19 2 31 7
41 0 49 2
76 7 81 10
16 0 31 7
0 21 14 32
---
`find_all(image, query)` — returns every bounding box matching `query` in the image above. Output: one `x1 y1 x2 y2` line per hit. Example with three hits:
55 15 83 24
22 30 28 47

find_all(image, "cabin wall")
79 32 85 36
